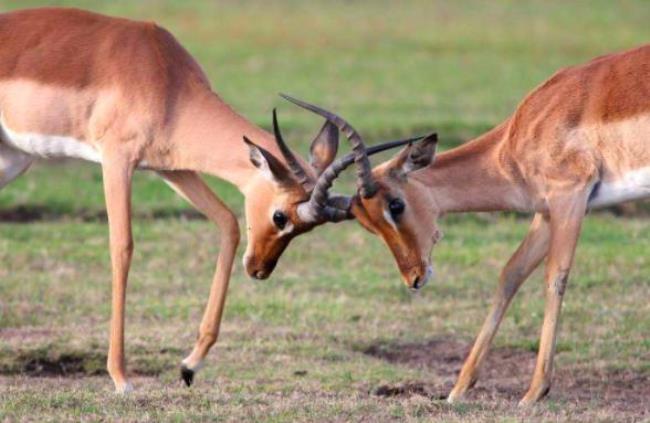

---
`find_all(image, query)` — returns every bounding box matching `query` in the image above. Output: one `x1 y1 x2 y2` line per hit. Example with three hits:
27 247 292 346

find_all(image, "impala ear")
309 121 339 175
404 132 437 173
243 136 294 186
388 133 438 179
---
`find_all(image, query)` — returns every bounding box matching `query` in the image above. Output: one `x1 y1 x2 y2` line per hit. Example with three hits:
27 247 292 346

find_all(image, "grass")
1 213 648 421
0 0 649 421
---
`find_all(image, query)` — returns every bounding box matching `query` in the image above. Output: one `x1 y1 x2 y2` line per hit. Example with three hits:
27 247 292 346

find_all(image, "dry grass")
1 1 649 421
1 214 648 421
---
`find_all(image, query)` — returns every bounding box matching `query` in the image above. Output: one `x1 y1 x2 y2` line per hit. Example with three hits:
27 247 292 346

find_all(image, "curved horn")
280 94 376 198
272 108 311 188
297 135 424 222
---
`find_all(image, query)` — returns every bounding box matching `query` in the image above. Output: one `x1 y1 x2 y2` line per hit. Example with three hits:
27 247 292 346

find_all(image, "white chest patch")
0 114 101 163
588 167 650 208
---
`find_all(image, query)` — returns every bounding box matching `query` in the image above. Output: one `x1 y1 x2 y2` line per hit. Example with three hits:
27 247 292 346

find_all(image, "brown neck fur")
168 90 279 189
412 121 529 213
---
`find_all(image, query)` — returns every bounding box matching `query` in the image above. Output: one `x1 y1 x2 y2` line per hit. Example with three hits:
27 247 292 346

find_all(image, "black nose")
412 276 421 290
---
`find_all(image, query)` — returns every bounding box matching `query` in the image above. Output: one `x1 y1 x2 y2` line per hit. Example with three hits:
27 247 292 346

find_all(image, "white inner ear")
382 208 398 231
402 161 417 174
249 146 277 183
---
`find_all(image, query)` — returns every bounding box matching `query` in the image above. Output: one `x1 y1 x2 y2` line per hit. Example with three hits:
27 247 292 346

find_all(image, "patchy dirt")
18 353 99 376
1 348 172 377
364 338 650 414
0 327 175 377
372 382 448 400
0 205 206 222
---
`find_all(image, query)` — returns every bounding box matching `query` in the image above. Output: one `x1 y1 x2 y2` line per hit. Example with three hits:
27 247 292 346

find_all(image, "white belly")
588 167 650 208
0 114 101 163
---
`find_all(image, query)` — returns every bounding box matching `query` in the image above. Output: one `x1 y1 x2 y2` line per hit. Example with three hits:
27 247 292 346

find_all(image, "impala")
0 8 414 393
284 45 650 405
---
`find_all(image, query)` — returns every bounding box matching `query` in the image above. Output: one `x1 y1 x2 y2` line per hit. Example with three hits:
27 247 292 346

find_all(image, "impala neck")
413 121 529 213
172 90 283 190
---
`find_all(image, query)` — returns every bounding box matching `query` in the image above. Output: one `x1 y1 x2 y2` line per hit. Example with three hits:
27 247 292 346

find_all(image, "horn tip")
279 93 302 106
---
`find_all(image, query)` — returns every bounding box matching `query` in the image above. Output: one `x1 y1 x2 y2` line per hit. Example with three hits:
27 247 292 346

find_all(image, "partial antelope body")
0 7 415 392
308 45 649 405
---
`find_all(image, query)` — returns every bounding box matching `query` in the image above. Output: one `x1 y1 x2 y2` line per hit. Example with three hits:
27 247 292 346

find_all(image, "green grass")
1 215 648 421
0 0 649 421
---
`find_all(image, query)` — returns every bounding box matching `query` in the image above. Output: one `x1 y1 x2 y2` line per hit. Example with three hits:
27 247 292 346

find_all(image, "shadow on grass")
0 329 184 377
0 205 206 223
0 348 172 377
361 337 650 413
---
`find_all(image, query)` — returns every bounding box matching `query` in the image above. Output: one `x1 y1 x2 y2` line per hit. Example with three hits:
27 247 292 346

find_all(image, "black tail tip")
180 365 194 387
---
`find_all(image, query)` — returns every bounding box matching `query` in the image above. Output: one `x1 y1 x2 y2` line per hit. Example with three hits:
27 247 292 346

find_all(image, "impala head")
242 97 420 280
351 134 440 290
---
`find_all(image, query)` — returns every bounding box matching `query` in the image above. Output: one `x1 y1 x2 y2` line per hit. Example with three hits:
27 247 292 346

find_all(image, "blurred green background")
0 2 649 421
4 0 649 136
1 0 649 216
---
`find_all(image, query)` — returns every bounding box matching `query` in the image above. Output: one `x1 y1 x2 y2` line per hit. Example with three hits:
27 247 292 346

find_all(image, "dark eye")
388 198 405 219
272 211 288 230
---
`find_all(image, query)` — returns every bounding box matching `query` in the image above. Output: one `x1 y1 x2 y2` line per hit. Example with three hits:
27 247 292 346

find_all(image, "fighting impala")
0 8 415 392
282 45 650 405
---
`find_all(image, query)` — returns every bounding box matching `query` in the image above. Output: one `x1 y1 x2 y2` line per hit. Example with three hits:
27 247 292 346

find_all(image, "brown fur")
0 7 334 392
352 45 650 405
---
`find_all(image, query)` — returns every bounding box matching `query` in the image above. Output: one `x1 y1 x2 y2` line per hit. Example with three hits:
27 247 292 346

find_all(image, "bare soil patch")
0 327 174 377
1 349 169 377
0 205 205 222
18 353 99 376
364 338 650 414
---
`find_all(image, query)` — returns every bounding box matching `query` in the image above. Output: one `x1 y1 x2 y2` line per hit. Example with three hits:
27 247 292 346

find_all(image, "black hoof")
180 365 194 387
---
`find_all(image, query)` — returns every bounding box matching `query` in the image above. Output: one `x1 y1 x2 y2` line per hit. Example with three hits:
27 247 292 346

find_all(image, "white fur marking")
181 356 204 372
272 209 295 237
277 222 294 237
382 209 398 230
115 381 134 394
0 114 101 163
589 167 650 208
297 202 318 223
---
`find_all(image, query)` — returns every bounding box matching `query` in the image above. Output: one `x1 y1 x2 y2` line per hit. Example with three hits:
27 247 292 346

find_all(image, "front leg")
448 213 550 402
102 156 136 393
519 194 587 406
160 171 240 386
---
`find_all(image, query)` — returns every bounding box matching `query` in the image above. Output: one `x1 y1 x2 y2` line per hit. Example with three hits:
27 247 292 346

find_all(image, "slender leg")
519 194 587 406
448 213 551 403
102 157 135 393
159 170 240 386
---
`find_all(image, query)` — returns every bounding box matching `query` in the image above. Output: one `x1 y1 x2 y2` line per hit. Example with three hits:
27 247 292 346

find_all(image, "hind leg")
0 143 32 189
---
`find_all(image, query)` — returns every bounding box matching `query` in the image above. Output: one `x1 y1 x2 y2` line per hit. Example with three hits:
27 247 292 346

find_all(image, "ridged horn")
280 94 376 198
272 108 311 188
297 135 425 222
